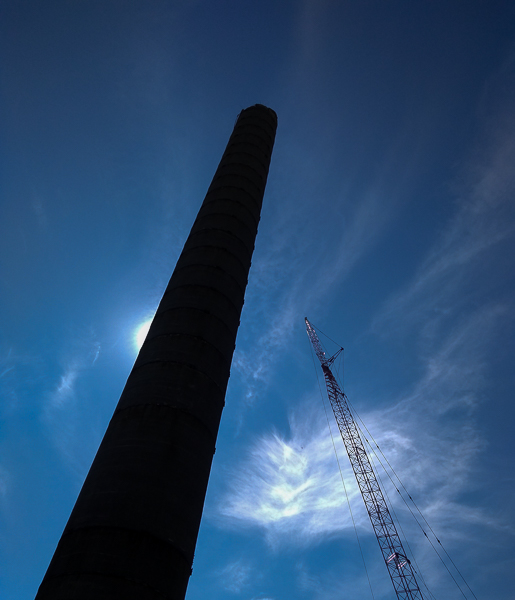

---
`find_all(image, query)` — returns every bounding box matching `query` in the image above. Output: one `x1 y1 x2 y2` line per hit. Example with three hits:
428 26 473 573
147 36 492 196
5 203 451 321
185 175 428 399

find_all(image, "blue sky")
1 1 514 598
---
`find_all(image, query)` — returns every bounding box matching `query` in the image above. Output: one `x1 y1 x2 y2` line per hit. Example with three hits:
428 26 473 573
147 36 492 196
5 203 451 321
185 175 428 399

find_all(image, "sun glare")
135 319 153 351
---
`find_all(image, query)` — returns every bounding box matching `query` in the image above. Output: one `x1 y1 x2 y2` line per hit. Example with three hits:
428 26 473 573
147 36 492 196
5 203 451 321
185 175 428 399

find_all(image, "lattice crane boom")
306 318 424 600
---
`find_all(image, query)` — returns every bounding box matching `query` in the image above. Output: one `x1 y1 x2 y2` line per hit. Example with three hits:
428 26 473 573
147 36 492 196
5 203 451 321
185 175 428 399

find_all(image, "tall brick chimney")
36 104 277 600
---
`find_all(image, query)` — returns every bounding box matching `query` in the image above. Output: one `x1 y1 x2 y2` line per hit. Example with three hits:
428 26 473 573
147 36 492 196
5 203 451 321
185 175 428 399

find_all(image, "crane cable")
362 429 437 600
331 349 433 595
344 388 477 600
331 348 435 599
308 341 376 600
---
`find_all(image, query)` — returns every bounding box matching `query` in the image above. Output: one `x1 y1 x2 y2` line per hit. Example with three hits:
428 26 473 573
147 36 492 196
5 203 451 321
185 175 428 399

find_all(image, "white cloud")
296 561 322 593
234 183 392 408
222 102 515 572
221 297 504 548
42 364 81 468
373 306 506 539
373 100 515 343
218 559 253 593
48 367 79 409
336 102 515 551
220 405 365 546
0 347 45 415
41 333 102 477
0 365 15 379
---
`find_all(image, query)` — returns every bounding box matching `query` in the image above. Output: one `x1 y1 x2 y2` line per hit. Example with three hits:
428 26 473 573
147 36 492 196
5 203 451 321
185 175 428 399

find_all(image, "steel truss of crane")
306 318 424 600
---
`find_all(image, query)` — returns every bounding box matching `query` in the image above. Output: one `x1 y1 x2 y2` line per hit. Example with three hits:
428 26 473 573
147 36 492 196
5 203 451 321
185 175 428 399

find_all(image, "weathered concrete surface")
35 104 277 600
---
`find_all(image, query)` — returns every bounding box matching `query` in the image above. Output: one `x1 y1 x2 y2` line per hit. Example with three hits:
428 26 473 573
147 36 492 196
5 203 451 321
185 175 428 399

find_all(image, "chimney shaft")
36 104 277 600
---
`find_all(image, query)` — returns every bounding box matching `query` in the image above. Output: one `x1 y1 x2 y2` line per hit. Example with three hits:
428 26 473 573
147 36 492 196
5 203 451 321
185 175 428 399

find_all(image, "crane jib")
305 318 424 600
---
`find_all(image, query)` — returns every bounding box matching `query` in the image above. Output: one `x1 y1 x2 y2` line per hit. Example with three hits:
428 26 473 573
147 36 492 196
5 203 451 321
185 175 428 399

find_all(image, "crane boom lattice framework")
305 318 424 600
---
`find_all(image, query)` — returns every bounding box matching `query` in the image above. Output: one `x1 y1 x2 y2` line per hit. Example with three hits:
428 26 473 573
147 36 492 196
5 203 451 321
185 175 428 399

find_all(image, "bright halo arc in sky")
135 318 153 351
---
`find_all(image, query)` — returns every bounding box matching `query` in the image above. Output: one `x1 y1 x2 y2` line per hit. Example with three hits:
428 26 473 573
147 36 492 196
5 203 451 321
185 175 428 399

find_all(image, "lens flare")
135 319 153 351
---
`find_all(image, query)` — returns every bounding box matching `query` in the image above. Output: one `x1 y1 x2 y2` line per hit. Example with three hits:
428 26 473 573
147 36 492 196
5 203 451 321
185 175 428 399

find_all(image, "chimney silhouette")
36 104 277 600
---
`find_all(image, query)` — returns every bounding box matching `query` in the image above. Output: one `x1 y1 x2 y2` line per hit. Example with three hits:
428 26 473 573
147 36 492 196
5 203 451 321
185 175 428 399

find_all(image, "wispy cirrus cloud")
234 182 393 407
225 64 515 563
42 362 81 470
219 404 364 546
372 93 515 345
217 558 254 593
42 334 101 477
221 299 505 548
366 306 503 520
0 347 45 416
46 367 79 410
358 89 515 545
